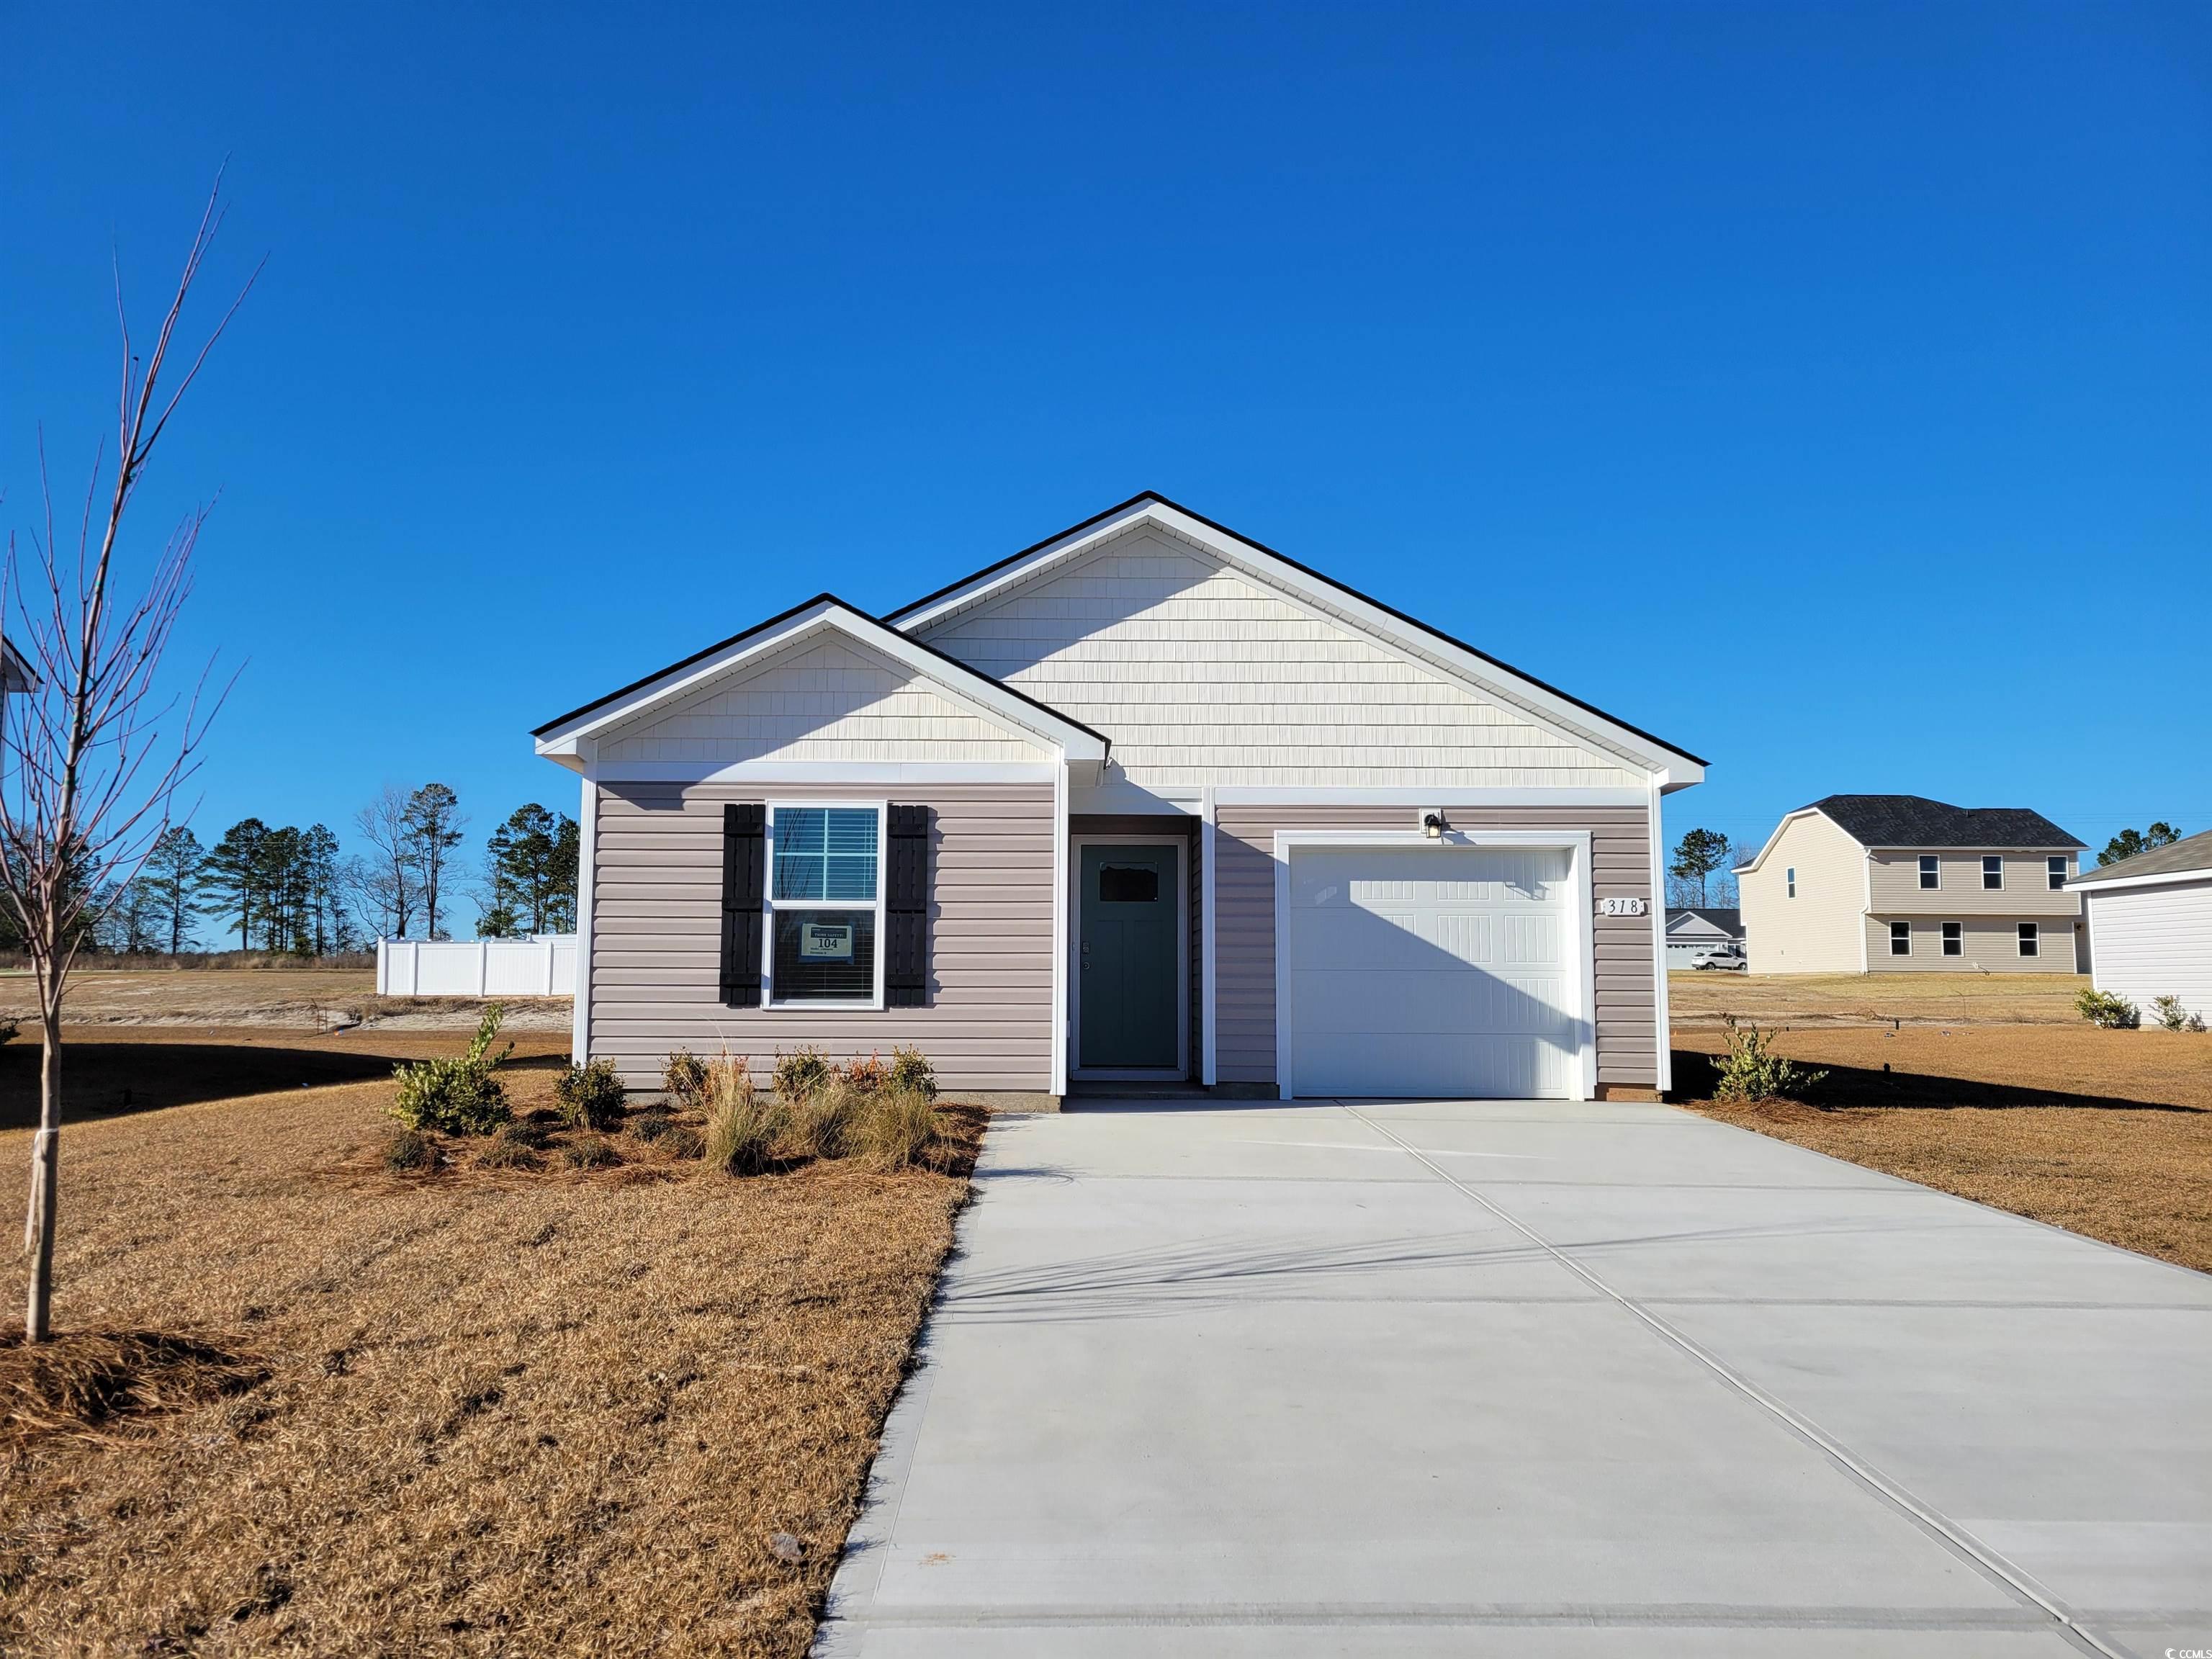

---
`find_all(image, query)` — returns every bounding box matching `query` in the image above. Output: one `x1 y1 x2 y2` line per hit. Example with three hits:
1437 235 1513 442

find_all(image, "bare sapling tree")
3 180 254 1341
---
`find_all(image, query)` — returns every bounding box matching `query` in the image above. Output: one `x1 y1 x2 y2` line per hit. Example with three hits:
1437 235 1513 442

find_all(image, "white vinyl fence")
377 935 576 997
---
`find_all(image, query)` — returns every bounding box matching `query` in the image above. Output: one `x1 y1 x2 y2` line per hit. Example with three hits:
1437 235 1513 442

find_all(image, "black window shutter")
886 804 930 1007
721 804 765 1007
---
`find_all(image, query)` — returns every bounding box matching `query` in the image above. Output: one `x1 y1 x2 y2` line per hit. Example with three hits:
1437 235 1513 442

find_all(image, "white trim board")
1068 832 1191 1082
597 760 1058 786
2069 866 2212 895
571 753 599 1065
1269 828 1597 1103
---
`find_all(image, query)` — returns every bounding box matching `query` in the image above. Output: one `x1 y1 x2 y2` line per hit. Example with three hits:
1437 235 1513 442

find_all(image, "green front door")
1078 842 1181 1070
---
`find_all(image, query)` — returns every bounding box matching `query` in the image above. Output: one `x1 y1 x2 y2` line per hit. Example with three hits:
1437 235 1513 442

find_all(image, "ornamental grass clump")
477 1123 542 1172
704 1055 785 1176
390 1006 513 1135
772 1046 832 1102
1711 1015 1827 1105
554 1056 626 1130
786 1077 859 1161
853 1086 942 1171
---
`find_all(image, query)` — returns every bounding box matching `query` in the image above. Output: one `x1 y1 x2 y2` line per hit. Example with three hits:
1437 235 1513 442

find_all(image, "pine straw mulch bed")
0 1043 986 1657
1676 1024 2212 1274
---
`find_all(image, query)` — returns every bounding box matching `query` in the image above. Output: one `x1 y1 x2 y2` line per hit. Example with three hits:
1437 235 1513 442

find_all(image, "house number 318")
1599 896 1648 917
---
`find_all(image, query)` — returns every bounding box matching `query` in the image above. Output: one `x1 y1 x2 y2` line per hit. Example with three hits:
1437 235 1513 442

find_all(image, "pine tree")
199 819 270 950
403 785 466 941
139 827 205 953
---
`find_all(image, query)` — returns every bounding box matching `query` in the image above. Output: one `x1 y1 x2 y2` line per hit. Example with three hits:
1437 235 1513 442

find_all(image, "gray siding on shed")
589 779 1054 1092
1211 804 1658 1091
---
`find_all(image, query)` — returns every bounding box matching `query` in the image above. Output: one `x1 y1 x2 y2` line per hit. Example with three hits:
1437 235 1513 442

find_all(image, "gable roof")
884 492 1707 783
1808 794 2083 850
531 594 1111 768
2069 827 2212 889
0 637 35 694
1666 907 1741 935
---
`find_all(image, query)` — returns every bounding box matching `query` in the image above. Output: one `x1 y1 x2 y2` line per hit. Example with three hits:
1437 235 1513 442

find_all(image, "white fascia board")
1211 785 1650 807
595 760 1058 786
1735 807 1843 877
2068 866 2212 895
893 500 1701 785
537 735 588 775
534 601 1106 763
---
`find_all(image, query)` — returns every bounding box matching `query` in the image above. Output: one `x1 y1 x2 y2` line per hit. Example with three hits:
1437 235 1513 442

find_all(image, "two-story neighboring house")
1735 795 2086 974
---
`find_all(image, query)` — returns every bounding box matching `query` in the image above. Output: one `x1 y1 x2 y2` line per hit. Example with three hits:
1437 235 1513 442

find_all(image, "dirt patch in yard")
0 1030 983 1656
1676 1025 2212 1274
0 969 571 1032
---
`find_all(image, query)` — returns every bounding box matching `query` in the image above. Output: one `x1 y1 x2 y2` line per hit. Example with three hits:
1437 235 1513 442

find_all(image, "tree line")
6 783 580 957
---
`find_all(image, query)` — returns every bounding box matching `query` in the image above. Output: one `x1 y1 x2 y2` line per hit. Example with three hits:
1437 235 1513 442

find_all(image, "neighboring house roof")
0 637 37 694
1665 907 1741 937
1736 795 2083 873
531 593 1113 770
2069 827 2212 889
1810 794 2083 850
884 492 1707 783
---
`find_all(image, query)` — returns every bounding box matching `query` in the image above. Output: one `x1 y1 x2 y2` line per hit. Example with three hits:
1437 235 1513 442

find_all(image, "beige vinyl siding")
1866 914 2083 974
1212 804 1657 1090
588 780 1053 1092
915 525 1645 791
595 634 1049 766
1739 813 1868 974
1866 850 2084 917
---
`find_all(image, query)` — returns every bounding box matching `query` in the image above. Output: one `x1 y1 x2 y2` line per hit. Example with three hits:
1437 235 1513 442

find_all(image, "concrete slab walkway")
815 1100 2212 1658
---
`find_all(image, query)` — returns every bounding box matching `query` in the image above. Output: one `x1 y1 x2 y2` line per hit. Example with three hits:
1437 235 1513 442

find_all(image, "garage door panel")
1285 844 1581 1100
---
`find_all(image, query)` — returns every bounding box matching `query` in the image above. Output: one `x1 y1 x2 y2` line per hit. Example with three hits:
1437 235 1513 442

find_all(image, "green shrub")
2076 988 2141 1030
563 1134 620 1169
390 1005 513 1135
662 1124 706 1160
554 1056 626 1130
1711 1017 1827 1105
2149 994 2206 1033
887 1046 936 1100
704 1056 785 1175
773 1046 831 1102
662 1048 711 1107
382 1128 438 1173
786 1078 858 1160
478 1123 541 1171
853 1086 941 1170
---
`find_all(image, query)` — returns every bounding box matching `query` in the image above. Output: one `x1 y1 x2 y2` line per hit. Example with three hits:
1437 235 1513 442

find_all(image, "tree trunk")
23 996 61 1342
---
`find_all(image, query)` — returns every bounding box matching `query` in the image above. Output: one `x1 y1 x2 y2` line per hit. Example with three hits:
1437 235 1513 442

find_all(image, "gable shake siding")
917 527 1645 791
596 635 1049 766
1211 804 1656 1091
588 780 1054 1093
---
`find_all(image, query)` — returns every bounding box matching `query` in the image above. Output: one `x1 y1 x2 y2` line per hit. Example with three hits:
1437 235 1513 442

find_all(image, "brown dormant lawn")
0 1028 981 1657
1676 1017 2212 1275
1668 968 2090 1029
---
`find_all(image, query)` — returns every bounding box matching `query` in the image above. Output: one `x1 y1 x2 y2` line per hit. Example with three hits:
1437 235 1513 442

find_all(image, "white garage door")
1283 844 1580 1099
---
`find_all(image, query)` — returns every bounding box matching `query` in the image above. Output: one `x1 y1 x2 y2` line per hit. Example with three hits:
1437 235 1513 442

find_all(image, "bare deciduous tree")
351 783 420 938
3 180 253 1341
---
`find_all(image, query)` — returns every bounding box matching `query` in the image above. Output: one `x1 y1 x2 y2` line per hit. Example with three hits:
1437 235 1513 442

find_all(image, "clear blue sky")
4 3 2206 936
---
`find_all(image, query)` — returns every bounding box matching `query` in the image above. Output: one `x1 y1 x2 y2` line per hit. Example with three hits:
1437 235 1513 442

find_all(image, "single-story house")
2069 828 2211 1023
1735 795 2087 974
1665 907 1742 968
532 494 1706 1105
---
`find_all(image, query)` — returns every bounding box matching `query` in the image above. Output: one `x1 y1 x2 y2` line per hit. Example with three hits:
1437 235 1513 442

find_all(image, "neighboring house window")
1786 867 1796 899
1982 856 2003 890
1942 922 1961 956
2017 922 2038 958
2047 856 2067 891
1919 855 1939 889
1889 921 1911 956
765 804 885 1006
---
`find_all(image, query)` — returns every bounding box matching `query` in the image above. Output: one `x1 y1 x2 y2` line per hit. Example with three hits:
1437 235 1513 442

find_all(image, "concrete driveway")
816 1100 2212 1658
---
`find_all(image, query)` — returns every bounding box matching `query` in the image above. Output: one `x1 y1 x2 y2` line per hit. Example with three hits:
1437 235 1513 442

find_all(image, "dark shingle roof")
1666 907 1742 934
1811 795 2084 850
2070 827 2212 886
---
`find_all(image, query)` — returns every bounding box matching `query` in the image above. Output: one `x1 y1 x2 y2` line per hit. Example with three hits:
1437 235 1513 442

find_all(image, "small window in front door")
1099 863 1160 904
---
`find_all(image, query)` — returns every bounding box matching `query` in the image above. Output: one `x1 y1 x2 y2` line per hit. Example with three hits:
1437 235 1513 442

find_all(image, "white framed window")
1982 855 2004 891
1918 855 1940 890
2017 922 2038 958
2047 855 2068 891
1942 922 1961 956
1786 866 1797 899
764 802 886 1008
1889 921 1911 956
